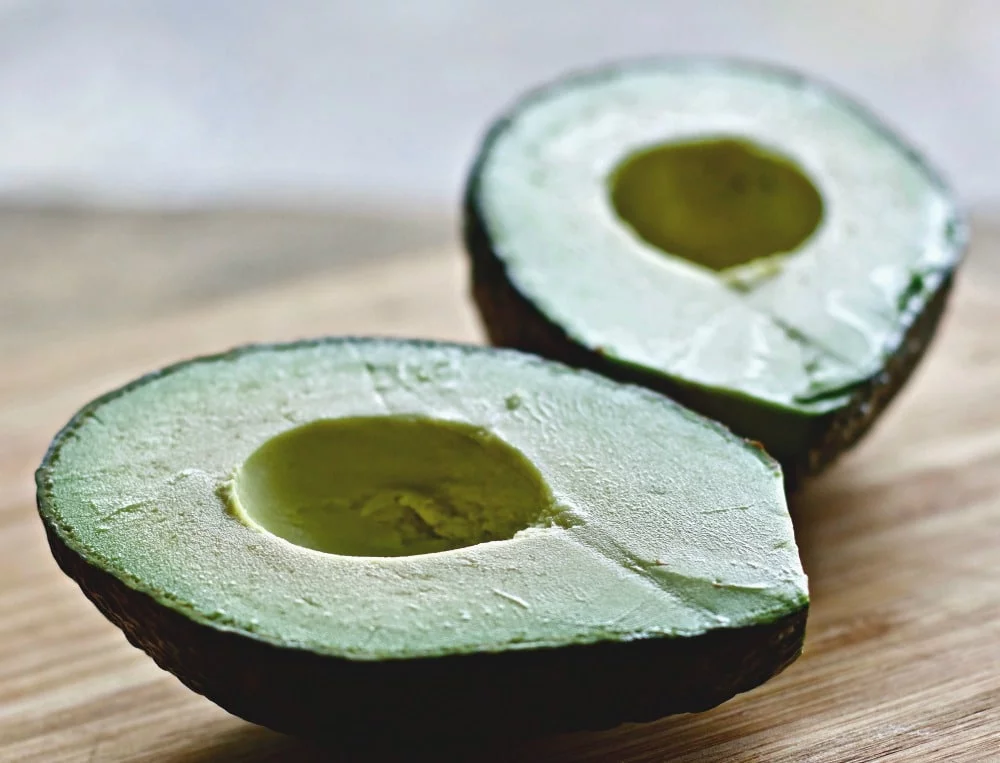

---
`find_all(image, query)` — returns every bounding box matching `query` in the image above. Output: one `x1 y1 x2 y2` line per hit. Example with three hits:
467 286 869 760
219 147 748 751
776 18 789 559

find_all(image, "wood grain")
1 211 998 762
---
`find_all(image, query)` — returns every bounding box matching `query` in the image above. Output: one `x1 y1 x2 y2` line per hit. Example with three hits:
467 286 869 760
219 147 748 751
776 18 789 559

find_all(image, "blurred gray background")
1 0 996 217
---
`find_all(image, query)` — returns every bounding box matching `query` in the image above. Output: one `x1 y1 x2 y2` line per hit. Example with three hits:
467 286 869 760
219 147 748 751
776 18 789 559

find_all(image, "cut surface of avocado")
466 59 966 477
36 338 807 742
610 137 824 271
227 416 557 557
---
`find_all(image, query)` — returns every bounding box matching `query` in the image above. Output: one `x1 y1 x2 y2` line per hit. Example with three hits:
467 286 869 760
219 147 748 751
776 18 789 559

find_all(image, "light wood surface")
1 212 998 762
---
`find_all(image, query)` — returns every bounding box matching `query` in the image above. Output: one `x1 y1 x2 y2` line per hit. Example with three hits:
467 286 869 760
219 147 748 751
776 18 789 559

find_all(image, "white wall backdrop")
0 0 995 209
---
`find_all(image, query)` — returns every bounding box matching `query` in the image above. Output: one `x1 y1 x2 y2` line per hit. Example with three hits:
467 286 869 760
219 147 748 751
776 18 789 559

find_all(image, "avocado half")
36 338 807 743
465 59 967 481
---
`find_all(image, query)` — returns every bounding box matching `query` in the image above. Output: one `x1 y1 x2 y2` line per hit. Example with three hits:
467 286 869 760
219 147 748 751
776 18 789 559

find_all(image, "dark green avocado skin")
42 523 805 746
34 338 807 746
463 59 965 484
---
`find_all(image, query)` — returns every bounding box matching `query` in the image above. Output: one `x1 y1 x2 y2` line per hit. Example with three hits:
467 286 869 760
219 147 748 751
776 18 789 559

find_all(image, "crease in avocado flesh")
610 137 823 273
35 338 809 742
466 60 966 477
224 416 555 557
609 137 862 400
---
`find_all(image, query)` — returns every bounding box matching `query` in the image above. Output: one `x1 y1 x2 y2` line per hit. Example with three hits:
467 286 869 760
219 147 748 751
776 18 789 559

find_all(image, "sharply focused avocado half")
37 338 807 743
466 59 967 480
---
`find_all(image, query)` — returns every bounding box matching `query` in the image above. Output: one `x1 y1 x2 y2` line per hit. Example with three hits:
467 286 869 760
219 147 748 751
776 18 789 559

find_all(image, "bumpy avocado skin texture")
43 526 805 743
464 59 966 483
36 338 807 745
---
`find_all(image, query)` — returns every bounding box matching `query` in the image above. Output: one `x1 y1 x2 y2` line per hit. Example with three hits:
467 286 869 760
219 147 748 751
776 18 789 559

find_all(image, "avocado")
465 59 967 481
36 338 807 743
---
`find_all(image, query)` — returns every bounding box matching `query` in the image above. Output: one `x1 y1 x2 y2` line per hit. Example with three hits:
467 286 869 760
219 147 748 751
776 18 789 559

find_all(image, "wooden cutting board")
1 210 997 762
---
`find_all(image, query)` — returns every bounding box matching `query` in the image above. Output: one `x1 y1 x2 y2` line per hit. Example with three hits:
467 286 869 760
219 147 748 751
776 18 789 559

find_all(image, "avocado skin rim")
463 58 965 485
467 217 953 485
35 338 806 746
41 520 805 743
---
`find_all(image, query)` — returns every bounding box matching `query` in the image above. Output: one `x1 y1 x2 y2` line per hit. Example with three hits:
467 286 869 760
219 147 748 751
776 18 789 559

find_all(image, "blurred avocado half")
465 59 967 481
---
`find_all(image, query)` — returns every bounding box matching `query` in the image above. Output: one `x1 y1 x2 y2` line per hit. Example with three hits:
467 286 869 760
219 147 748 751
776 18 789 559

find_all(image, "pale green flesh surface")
39 340 807 660
477 63 962 414
228 416 556 557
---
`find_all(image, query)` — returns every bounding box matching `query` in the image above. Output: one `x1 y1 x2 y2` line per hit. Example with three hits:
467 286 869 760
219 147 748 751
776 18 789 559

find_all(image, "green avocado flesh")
466 60 966 475
36 339 807 741
610 138 824 271
226 416 555 557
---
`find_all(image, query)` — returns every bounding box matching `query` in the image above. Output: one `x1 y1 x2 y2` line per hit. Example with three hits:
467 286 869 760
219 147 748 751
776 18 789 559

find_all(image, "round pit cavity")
227 416 553 557
610 137 823 271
